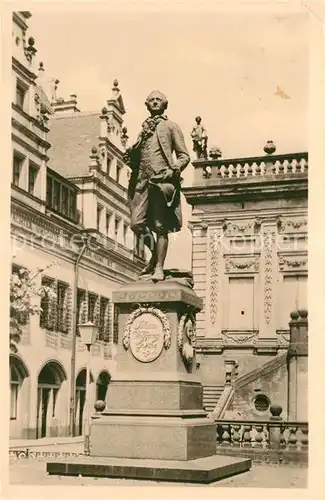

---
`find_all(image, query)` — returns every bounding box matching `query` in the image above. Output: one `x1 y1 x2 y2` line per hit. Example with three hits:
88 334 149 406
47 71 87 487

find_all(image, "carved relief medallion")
177 313 196 365
123 306 171 363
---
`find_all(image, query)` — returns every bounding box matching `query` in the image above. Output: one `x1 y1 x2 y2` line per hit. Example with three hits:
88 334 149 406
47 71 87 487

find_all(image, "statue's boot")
140 256 157 276
151 265 165 282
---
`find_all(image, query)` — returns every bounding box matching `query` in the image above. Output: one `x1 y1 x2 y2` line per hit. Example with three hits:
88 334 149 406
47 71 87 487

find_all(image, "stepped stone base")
47 454 252 484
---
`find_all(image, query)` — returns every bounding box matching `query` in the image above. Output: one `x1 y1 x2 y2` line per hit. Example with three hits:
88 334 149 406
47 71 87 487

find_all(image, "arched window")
10 356 29 421
96 371 110 402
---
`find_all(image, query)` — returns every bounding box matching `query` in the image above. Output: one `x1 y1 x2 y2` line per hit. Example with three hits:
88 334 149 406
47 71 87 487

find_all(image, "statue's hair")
145 90 168 111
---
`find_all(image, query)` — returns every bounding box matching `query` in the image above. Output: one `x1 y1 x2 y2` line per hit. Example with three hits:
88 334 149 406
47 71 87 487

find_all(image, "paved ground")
9 459 307 488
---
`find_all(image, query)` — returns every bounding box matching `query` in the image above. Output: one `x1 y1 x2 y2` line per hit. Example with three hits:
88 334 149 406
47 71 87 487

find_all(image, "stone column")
287 310 308 421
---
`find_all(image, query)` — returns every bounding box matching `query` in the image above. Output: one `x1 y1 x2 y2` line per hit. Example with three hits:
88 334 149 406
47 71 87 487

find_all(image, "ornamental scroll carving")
277 216 307 233
223 218 262 237
177 313 196 365
225 256 260 273
123 306 171 363
209 230 222 326
263 228 276 324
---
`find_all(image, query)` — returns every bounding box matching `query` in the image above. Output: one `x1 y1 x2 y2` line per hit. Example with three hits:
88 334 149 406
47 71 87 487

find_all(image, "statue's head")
145 90 168 116
195 116 202 124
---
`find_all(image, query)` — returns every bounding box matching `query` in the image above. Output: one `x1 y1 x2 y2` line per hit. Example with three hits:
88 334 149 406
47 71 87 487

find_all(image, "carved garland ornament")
209 230 221 326
123 305 171 351
277 216 307 233
222 218 262 237
225 256 260 273
263 229 276 324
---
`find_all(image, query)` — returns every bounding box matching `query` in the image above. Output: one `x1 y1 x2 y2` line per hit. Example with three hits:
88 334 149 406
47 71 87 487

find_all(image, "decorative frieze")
223 218 262 237
225 255 260 274
277 216 307 234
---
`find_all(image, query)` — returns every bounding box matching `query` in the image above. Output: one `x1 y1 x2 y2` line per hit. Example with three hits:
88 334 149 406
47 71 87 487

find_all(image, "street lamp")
78 321 98 456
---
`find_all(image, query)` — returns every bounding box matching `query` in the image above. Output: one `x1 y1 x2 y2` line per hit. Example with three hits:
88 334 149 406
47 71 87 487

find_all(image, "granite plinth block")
90 414 216 460
105 380 203 411
47 454 252 484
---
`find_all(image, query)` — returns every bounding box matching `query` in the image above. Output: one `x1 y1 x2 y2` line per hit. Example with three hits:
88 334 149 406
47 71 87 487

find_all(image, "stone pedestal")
47 278 251 483
91 280 216 461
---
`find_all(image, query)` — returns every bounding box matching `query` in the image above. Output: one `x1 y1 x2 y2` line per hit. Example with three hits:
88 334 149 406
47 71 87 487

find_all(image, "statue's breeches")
129 180 181 234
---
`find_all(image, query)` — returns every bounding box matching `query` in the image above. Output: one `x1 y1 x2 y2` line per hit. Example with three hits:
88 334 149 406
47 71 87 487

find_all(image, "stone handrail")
193 152 308 180
215 420 308 451
210 385 234 419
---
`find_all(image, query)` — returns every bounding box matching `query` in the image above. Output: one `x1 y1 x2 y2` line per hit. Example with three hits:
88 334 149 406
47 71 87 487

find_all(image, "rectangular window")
116 164 122 183
46 175 53 208
56 281 68 333
106 157 112 176
16 81 27 109
12 153 23 187
97 205 102 231
88 293 98 323
40 277 55 329
106 212 111 236
69 191 77 220
227 276 255 330
28 163 38 196
53 180 61 211
114 218 120 240
123 223 128 245
61 186 69 215
99 297 109 341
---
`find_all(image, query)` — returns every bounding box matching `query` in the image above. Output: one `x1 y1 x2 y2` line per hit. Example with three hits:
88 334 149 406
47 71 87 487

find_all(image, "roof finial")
112 78 120 98
38 61 44 72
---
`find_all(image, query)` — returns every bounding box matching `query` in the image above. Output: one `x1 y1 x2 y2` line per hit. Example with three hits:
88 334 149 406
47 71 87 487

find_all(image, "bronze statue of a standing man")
124 91 190 281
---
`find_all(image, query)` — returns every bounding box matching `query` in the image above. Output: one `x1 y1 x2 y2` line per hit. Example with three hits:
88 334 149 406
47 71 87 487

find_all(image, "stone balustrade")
215 420 308 451
193 152 308 182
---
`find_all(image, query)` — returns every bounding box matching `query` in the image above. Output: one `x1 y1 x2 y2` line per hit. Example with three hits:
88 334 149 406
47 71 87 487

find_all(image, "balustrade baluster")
288 426 298 450
254 424 264 448
287 160 294 173
247 163 253 176
280 426 287 449
220 424 231 446
295 159 302 173
278 161 285 174
239 163 245 177
242 424 253 447
216 165 223 178
223 164 230 178
255 162 261 175
232 424 241 447
300 426 308 450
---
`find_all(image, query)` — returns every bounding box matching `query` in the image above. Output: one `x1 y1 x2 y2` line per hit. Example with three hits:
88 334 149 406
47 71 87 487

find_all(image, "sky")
27 7 309 269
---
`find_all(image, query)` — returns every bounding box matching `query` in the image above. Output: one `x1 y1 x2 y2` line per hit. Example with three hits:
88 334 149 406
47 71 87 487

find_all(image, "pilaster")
206 223 224 339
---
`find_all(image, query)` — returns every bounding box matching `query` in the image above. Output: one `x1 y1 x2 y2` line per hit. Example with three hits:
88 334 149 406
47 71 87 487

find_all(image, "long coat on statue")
127 117 190 233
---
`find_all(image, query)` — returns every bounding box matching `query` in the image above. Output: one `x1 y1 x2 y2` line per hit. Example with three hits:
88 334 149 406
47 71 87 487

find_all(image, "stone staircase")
202 385 224 412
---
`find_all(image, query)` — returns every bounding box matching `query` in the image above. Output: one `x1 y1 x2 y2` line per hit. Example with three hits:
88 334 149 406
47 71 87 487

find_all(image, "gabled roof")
107 94 126 115
47 112 100 178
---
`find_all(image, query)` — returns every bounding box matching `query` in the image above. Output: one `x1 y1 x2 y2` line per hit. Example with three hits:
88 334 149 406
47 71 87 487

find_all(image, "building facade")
183 146 308 419
10 11 144 439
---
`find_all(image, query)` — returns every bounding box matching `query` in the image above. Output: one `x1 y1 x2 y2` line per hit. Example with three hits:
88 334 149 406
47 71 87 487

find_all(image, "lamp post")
78 321 98 456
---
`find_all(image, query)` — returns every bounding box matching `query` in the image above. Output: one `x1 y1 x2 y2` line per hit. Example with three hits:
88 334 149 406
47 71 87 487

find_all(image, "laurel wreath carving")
123 306 171 350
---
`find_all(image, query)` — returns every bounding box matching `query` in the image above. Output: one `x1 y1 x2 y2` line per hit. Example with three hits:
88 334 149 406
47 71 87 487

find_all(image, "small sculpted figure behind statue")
123 91 190 282
191 116 208 159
